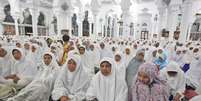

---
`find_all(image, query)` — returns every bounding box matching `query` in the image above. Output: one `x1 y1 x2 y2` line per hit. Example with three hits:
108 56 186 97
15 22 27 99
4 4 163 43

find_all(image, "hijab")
126 49 145 88
86 57 128 101
160 61 186 96
52 54 90 100
131 62 169 101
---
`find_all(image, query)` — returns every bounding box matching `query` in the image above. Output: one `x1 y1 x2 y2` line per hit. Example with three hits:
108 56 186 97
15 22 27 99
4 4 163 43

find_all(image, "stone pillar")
91 0 100 38
121 0 132 38
179 1 193 42
12 15 19 36
93 14 98 37
66 10 73 37
54 9 68 36
54 10 62 36
77 11 83 37
158 7 167 41
89 21 92 37
166 5 180 41
78 18 83 37
113 17 118 38
166 0 182 41
30 8 39 36
9 0 20 36
0 7 4 36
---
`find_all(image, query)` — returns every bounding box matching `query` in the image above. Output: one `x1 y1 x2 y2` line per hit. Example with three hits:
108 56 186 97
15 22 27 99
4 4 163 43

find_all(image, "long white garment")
160 61 186 96
190 95 201 101
114 51 126 80
186 56 201 94
8 52 59 101
87 48 100 74
124 46 134 67
0 46 13 84
50 42 63 62
28 44 43 66
80 51 92 74
52 54 90 101
99 47 113 60
10 48 37 88
86 57 128 101
145 47 157 62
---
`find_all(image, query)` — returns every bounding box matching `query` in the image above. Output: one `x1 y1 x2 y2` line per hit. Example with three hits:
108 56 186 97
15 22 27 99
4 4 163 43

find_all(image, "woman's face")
0 48 7 57
31 46 36 52
16 43 21 48
167 71 178 77
158 49 163 54
12 50 22 60
43 54 52 66
79 47 85 55
125 48 130 55
137 71 150 85
24 43 30 50
176 50 181 55
137 53 144 61
100 61 112 76
115 55 121 62
67 59 77 72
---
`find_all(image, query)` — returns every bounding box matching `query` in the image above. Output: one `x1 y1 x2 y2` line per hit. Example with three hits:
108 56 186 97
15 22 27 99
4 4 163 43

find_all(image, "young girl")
131 62 169 101
86 57 128 101
8 51 59 101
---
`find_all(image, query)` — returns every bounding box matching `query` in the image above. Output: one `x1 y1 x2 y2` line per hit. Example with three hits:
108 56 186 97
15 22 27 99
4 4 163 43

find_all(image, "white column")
158 7 167 41
121 0 132 38
93 14 98 37
78 12 83 37
179 1 193 42
13 15 19 36
78 20 83 37
166 5 180 41
0 8 4 36
31 8 39 36
67 10 73 37
55 10 63 36
89 21 92 37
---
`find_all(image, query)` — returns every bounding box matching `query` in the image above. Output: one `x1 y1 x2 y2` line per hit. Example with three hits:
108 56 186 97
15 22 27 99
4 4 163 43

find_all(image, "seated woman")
131 62 169 101
154 48 168 70
0 46 12 85
7 51 59 101
86 57 128 101
0 48 37 99
160 61 186 101
52 54 90 101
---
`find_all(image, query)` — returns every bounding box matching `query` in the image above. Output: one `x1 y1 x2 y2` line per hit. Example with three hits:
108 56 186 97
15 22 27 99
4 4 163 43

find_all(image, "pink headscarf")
131 62 169 101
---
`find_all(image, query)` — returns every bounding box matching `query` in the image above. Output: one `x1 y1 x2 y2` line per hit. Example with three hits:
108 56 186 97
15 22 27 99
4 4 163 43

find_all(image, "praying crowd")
0 34 201 101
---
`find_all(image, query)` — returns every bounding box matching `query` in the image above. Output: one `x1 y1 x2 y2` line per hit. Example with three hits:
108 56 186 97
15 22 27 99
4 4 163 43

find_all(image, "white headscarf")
52 54 90 100
8 51 60 101
10 47 37 87
160 61 186 96
86 57 128 101
186 55 201 94
0 46 12 77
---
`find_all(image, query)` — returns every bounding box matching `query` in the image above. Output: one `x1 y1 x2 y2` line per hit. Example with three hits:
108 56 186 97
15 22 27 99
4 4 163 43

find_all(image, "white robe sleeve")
176 73 186 96
115 78 128 101
51 77 69 100
86 77 97 100
0 76 13 84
